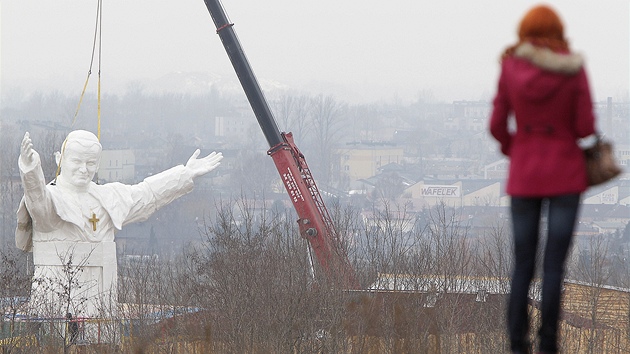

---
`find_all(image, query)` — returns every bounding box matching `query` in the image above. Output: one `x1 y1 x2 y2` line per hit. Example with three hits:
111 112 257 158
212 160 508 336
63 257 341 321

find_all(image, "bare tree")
0 247 32 353
475 219 513 283
228 149 277 198
25 247 99 353
359 200 424 278
273 93 312 145
0 124 23 247
372 172 406 200
307 94 347 186
345 103 383 142
564 235 614 353
184 197 353 353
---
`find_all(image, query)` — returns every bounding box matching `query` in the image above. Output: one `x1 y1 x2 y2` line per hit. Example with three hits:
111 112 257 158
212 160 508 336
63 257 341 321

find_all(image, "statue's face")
59 141 101 189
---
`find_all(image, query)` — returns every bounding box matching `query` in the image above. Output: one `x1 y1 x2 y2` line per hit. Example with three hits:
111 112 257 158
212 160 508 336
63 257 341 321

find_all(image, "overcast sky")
1 0 628 104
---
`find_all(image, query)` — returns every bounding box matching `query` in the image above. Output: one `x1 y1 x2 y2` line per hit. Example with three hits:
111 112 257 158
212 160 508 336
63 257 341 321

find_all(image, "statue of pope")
16 130 222 317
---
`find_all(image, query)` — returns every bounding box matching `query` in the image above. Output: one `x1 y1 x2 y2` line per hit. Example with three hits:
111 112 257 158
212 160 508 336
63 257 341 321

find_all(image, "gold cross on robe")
88 213 100 231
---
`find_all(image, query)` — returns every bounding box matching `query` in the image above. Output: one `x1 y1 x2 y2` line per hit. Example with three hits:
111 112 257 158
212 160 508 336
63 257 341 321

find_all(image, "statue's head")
57 130 102 190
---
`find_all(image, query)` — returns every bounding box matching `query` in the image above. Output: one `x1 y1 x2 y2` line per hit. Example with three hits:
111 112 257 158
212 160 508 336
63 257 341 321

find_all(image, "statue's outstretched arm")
121 149 223 226
20 132 41 170
185 149 223 178
18 132 60 233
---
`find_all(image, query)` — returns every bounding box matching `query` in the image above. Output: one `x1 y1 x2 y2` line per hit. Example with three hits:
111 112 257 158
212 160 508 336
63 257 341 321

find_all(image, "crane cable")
71 0 103 140
59 0 103 181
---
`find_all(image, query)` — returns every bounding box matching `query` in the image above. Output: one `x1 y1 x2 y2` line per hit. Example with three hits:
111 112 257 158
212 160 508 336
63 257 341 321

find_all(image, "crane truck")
202 0 360 289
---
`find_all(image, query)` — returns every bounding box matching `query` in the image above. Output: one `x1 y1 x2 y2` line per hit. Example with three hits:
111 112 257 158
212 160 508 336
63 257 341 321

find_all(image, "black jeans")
508 194 580 353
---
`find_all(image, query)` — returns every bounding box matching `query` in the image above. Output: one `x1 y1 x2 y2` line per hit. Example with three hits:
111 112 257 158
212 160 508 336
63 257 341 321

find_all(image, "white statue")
16 130 222 317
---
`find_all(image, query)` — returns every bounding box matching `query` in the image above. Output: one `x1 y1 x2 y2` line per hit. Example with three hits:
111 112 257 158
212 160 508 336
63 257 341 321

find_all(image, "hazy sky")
1 0 628 103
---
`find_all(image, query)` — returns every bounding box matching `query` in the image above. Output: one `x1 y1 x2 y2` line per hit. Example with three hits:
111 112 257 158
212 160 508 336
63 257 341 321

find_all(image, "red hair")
502 4 569 60
518 5 564 42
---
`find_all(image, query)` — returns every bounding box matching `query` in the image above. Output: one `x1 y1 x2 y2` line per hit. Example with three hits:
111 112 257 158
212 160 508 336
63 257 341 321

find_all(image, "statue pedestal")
31 241 118 318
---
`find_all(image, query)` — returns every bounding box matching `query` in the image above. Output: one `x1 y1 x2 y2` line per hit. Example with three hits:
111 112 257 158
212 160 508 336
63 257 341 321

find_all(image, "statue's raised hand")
20 132 40 168
185 149 223 178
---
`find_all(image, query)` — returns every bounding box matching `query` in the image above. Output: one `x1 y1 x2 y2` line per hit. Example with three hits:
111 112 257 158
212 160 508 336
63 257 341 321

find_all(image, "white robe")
16 157 195 317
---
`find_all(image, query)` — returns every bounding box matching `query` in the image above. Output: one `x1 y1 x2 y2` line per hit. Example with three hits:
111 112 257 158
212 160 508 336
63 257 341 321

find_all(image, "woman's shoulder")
507 42 584 75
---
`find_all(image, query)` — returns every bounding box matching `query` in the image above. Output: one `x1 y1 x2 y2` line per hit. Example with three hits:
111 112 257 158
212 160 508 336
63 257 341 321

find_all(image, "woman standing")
489 5 596 354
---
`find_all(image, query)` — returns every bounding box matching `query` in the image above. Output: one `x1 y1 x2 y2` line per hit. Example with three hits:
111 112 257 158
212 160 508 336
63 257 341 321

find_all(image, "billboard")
421 185 461 198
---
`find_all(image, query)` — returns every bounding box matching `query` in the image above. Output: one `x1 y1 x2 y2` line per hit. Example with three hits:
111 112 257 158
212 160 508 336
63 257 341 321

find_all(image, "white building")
98 149 135 183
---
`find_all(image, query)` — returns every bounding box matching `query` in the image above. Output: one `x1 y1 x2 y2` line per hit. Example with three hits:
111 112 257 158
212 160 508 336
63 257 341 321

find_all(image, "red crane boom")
202 0 359 289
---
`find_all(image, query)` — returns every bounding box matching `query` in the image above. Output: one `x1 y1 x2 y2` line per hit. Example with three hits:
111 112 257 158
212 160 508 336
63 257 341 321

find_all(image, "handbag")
583 136 622 186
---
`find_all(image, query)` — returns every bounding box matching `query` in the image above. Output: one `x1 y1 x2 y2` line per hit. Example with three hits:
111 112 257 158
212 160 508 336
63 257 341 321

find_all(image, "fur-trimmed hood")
503 42 586 102
513 42 583 74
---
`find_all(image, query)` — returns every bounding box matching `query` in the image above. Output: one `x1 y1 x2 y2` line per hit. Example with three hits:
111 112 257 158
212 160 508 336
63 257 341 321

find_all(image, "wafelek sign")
421 185 461 198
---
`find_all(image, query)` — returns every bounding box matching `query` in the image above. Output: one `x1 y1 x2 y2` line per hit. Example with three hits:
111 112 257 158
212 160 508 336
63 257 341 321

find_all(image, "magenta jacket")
489 42 596 197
